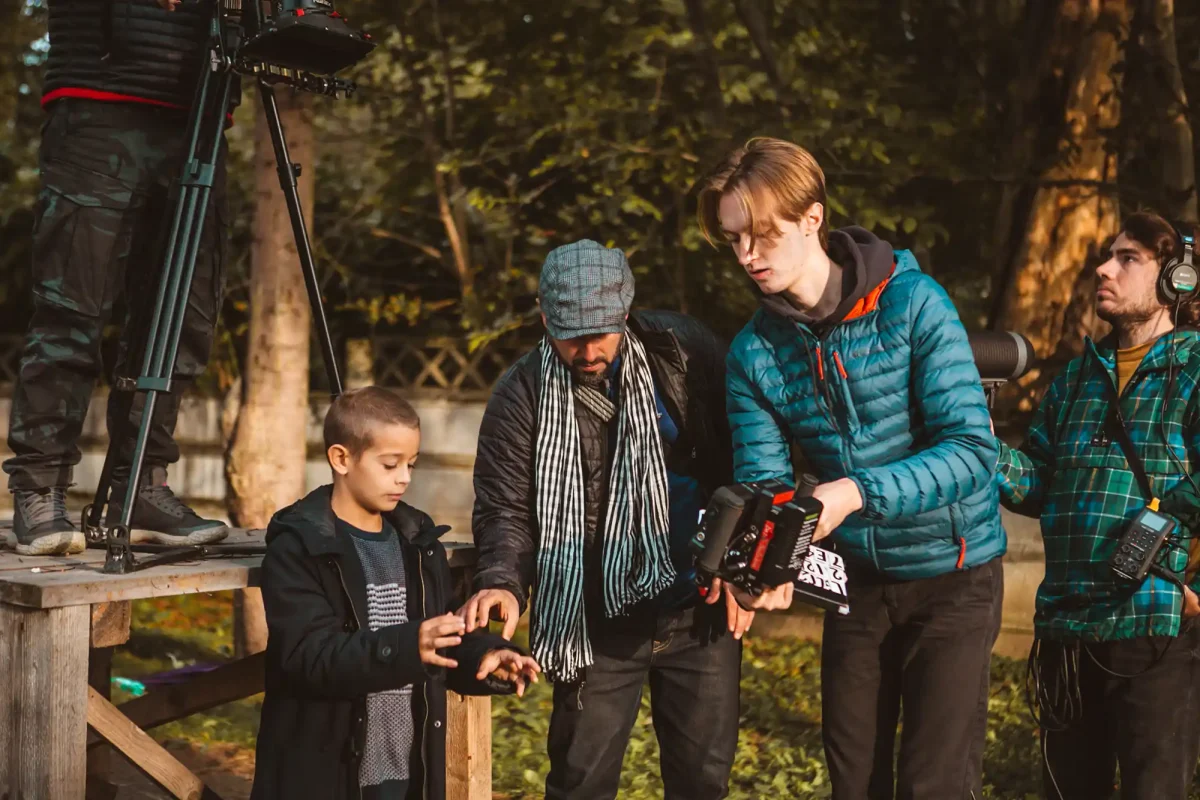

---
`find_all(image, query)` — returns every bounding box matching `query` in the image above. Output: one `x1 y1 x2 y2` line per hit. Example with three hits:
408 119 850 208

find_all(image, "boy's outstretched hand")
419 614 465 669
477 649 542 697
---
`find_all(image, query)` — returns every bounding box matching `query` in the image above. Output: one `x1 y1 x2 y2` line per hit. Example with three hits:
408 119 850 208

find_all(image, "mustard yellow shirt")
1116 339 1156 396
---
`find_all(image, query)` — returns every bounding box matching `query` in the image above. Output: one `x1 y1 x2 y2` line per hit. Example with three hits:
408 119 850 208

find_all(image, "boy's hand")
419 614 465 669
459 588 521 639
477 649 542 697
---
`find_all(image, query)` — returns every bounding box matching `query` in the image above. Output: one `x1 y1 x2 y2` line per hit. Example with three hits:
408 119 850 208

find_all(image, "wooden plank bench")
0 529 489 800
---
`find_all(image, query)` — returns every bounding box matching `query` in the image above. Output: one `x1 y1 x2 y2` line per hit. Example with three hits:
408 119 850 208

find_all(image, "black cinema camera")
241 0 375 78
690 475 850 614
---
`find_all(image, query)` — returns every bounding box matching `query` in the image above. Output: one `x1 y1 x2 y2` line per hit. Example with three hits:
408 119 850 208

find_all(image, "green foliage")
113 595 1200 798
116 592 262 749
310 0 1021 339
3 3 1199 364
492 635 1049 800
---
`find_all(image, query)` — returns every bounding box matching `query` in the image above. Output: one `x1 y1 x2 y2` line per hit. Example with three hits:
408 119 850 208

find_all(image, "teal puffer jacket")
726 244 1004 579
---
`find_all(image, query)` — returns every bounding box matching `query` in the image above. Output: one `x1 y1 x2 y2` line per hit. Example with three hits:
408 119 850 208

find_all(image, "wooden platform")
0 528 476 609
0 529 487 800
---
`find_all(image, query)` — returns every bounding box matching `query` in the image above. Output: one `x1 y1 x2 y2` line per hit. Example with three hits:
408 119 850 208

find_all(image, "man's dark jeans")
544 602 741 800
821 556 1003 800
1039 618 1200 799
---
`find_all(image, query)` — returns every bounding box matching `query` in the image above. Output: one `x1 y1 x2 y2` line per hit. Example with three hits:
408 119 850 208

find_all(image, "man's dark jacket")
44 0 210 108
471 310 733 612
251 487 518 800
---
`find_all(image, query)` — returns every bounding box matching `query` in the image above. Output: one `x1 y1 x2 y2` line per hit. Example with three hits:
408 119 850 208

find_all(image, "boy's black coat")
250 487 518 800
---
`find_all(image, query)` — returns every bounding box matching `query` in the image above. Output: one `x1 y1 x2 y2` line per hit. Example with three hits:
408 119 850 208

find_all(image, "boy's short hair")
697 137 829 252
324 386 420 456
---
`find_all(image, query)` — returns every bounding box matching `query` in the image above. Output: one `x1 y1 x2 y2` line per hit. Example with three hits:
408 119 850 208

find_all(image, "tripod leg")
103 75 239 573
258 80 343 398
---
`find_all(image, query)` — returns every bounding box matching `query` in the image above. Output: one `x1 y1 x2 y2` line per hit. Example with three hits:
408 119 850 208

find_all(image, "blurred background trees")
1 0 1197 417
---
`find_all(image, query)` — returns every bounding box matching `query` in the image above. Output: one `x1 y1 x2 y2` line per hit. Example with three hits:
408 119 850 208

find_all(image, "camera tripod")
81 1 371 573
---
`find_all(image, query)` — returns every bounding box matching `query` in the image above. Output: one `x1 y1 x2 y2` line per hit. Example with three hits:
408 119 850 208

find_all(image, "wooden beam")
445 692 491 800
86 685 205 800
87 652 265 749
0 603 91 798
91 601 132 648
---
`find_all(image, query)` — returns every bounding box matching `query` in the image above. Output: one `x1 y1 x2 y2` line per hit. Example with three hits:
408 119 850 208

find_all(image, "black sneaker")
13 487 85 555
106 466 229 545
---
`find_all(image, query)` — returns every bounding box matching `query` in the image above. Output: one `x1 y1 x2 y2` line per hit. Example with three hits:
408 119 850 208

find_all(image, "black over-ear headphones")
1159 221 1199 304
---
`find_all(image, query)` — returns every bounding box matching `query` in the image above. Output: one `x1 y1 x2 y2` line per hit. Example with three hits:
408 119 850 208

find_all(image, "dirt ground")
97 742 254 800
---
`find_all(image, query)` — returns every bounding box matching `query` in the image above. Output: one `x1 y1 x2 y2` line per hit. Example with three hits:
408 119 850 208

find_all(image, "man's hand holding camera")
810 478 864 543
705 577 758 639
724 477 862 613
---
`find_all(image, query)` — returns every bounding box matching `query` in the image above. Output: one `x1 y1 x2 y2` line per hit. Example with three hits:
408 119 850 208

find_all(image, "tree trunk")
226 88 316 656
986 0 1067 329
995 0 1131 382
1141 0 1197 222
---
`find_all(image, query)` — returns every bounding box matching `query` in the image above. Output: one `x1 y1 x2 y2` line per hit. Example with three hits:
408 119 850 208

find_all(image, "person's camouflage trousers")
4 98 228 492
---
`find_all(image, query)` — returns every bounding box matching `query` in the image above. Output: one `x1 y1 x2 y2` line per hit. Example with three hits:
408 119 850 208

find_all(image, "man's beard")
1096 296 1161 331
571 360 610 387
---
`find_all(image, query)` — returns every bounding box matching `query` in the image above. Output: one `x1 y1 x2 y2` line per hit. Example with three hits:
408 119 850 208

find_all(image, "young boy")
251 386 540 800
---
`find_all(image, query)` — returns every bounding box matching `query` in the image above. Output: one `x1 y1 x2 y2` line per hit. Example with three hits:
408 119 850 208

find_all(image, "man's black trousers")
4 98 227 492
821 556 1003 800
1038 619 1200 799
544 602 741 800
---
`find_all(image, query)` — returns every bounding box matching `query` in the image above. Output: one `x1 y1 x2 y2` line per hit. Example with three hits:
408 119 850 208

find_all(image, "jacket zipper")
811 342 843 441
331 559 364 800
418 548 430 800
800 337 837 430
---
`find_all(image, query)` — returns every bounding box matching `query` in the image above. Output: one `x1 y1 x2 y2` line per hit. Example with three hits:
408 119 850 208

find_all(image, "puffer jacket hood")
759 226 897 332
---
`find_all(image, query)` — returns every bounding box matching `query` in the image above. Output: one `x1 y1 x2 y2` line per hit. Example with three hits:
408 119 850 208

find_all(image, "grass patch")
113 592 262 752
491 637 1043 799
120 596 1200 798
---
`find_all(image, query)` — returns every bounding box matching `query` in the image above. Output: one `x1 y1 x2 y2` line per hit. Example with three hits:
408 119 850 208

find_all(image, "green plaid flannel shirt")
998 330 1200 642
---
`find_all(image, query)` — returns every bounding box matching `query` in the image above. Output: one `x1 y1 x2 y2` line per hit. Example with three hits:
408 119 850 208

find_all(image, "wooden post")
91 601 132 648
445 692 492 800
87 647 116 785
0 603 91 798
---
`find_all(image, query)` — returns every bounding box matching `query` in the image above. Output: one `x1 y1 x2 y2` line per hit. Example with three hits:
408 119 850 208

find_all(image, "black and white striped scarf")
532 332 675 683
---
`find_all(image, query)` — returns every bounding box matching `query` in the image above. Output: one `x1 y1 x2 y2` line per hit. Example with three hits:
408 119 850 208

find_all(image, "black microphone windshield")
969 331 1035 381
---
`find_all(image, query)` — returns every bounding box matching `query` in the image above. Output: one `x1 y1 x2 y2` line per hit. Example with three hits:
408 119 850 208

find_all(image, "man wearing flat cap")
461 239 743 799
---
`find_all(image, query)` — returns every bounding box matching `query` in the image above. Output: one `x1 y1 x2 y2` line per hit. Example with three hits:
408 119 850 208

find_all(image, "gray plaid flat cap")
538 239 635 340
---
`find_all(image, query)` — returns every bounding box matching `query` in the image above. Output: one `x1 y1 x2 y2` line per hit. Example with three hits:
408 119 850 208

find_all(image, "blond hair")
697 137 828 251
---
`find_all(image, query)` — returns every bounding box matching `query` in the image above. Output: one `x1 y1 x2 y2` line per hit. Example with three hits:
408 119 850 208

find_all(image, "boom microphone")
969 331 1035 382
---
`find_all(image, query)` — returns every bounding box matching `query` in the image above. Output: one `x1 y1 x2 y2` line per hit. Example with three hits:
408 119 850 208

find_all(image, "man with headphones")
998 212 1200 799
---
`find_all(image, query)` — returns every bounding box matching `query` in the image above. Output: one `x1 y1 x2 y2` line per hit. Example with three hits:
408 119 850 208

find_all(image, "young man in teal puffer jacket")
698 137 1004 800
